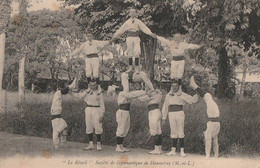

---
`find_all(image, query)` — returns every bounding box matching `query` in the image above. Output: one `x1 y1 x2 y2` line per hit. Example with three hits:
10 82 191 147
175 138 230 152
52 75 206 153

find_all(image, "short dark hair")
60 87 69 95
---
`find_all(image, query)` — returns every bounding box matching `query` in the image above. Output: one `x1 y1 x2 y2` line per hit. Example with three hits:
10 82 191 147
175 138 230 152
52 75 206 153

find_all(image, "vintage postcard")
0 0 259 167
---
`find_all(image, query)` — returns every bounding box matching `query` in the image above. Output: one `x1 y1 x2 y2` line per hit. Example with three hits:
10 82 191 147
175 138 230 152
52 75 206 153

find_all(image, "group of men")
50 7 220 159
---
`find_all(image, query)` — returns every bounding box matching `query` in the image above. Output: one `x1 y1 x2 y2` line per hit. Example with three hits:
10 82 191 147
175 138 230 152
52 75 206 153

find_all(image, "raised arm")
70 90 88 99
180 92 199 105
162 94 170 120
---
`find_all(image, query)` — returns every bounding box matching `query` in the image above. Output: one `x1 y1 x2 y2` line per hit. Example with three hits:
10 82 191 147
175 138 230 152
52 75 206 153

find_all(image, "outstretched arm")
71 43 85 57
112 21 128 39
123 90 147 100
95 40 110 49
181 42 201 50
138 94 152 102
157 36 177 48
137 19 154 36
180 92 199 104
70 90 88 99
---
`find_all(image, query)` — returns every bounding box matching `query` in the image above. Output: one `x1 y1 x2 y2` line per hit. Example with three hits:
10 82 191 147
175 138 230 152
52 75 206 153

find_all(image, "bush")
0 92 259 157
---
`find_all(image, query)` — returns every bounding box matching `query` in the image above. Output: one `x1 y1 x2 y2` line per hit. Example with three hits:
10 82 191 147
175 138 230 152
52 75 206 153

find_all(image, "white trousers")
85 107 103 134
168 111 185 138
121 72 154 91
204 121 220 157
116 109 130 137
52 118 67 147
149 109 162 136
85 57 99 78
126 37 141 58
171 60 185 79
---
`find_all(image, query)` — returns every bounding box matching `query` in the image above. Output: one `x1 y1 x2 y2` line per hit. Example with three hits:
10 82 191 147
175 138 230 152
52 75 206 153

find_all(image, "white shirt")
203 93 220 118
51 90 62 115
72 90 105 115
73 40 109 57
157 36 200 56
113 18 153 38
162 91 199 120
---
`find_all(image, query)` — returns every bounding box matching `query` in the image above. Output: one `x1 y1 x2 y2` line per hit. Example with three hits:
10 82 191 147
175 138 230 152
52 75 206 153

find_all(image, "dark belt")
86 53 98 58
168 105 183 112
51 114 61 120
86 104 100 108
119 103 130 111
127 31 140 37
208 117 220 122
148 104 159 111
172 56 185 61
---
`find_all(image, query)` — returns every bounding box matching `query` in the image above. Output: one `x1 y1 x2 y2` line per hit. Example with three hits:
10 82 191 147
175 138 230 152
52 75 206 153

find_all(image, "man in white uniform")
71 34 109 85
51 79 76 149
115 83 147 152
111 7 156 72
162 81 199 156
157 34 201 85
190 76 220 158
138 81 163 154
71 80 105 151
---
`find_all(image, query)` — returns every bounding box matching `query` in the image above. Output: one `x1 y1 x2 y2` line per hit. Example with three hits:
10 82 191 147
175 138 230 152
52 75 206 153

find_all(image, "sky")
11 0 69 16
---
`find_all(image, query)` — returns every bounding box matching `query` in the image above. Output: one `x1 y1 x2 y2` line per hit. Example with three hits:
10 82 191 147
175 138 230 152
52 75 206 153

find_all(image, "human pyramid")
51 7 220 159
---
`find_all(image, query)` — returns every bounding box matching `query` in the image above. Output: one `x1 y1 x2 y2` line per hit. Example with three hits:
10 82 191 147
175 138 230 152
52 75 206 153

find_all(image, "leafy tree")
63 0 191 80
185 0 260 98
226 40 260 97
0 0 12 109
5 9 83 91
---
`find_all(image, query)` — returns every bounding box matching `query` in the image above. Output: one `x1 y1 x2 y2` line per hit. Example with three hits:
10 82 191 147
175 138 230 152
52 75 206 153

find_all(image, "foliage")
65 0 189 39
0 0 12 34
4 9 83 90
185 0 260 98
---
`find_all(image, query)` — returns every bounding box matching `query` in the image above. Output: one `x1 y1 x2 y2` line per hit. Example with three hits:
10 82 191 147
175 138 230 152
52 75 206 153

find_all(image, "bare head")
171 82 180 93
129 8 137 18
174 33 183 42
88 81 98 91
85 33 93 42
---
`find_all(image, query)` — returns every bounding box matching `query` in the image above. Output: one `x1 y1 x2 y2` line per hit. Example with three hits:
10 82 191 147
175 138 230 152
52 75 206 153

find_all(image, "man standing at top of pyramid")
157 34 202 86
111 7 157 72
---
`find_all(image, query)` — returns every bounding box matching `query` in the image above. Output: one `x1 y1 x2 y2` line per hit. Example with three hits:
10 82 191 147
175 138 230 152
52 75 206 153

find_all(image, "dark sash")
172 56 185 61
168 105 183 112
51 114 61 120
119 103 131 111
148 104 159 111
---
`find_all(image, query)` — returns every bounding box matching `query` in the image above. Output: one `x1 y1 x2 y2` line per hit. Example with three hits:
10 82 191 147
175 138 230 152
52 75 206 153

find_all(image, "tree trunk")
140 32 157 81
31 82 35 92
19 57 25 102
240 67 247 97
0 33 6 111
217 44 229 99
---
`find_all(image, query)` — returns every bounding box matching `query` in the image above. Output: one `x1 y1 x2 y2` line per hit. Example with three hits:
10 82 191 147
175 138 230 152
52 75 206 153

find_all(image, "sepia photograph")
0 0 259 167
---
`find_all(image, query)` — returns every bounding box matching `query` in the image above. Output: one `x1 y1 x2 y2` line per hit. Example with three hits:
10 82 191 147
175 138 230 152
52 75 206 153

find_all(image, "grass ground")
0 132 259 168
0 91 259 157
